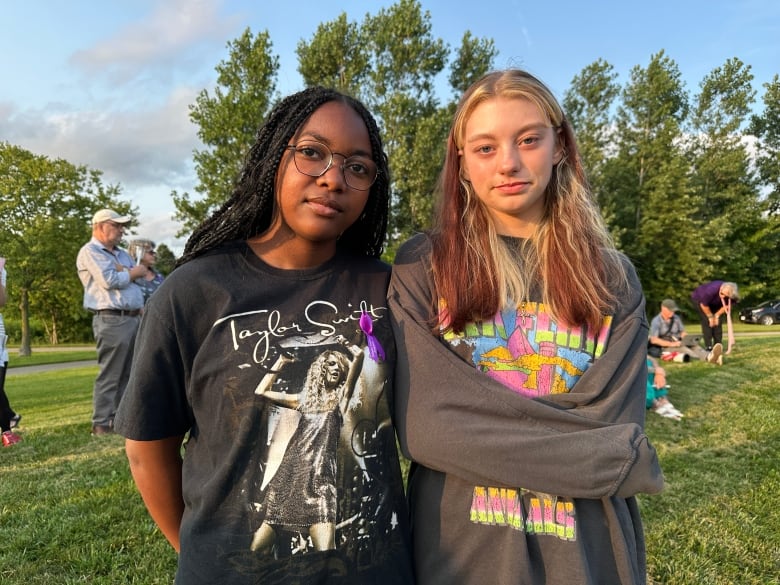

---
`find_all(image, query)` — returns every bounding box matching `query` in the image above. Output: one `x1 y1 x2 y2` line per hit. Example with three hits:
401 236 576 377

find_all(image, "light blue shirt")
76 238 144 311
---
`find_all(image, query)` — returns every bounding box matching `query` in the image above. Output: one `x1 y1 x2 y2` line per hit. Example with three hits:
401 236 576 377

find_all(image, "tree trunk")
18 288 31 356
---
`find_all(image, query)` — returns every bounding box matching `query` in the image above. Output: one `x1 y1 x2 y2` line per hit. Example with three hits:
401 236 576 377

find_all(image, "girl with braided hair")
115 87 413 584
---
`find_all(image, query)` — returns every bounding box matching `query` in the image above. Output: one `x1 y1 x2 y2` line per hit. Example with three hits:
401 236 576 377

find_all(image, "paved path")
6 360 97 377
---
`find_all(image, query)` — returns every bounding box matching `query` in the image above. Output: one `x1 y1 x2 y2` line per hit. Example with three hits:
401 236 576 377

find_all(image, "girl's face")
324 354 344 387
271 101 372 253
460 97 562 238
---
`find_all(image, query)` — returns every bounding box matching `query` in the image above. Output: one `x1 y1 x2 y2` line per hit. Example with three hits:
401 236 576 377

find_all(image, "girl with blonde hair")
390 69 663 584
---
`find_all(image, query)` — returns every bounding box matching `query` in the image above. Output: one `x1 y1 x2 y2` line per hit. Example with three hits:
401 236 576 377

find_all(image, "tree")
0 143 129 354
154 243 177 276
748 75 780 299
563 59 620 234
173 28 280 233
295 13 369 96
448 32 496 96
751 75 780 213
685 58 761 291
601 52 703 308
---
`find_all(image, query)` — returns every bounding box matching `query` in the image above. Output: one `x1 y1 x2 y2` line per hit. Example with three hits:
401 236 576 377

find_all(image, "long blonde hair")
431 69 627 333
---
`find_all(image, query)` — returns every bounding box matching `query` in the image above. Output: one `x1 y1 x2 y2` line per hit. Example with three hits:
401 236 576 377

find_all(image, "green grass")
1 339 779 584
0 367 177 584
640 336 780 585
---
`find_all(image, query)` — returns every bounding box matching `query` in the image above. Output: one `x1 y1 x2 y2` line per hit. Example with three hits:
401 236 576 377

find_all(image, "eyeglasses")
105 221 126 230
286 141 378 191
146 249 157 255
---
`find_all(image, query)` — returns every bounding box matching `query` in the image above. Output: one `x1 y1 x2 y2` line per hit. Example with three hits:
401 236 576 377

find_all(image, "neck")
247 234 336 270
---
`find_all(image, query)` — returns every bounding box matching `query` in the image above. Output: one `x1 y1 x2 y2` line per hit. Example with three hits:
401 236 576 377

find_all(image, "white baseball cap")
92 209 131 225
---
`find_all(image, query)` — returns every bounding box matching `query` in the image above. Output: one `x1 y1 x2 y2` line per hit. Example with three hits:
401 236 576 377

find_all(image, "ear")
458 150 470 181
553 128 564 165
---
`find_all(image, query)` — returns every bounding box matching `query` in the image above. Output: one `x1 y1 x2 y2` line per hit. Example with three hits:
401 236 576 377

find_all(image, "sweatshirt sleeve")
389 235 664 499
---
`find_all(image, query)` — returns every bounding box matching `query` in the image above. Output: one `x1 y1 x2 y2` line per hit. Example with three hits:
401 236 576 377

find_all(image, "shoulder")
78 239 101 254
609 251 642 297
607 251 645 320
339 253 391 275
393 232 432 265
170 241 247 276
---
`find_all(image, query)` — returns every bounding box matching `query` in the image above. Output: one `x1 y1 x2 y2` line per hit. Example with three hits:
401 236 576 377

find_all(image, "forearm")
648 335 678 347
389 242 662 498
391 303 663 498
125 437 185 552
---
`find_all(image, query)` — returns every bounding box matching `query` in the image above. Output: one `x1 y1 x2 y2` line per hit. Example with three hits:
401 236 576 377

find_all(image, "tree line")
1 0 778 350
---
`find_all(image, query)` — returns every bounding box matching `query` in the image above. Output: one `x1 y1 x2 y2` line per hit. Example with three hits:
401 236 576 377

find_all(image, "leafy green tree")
685 58 761 292
154 243 177 276
296 13 369 96
748 75 780 299
751 75 780 213
173 28 279 234
448 32 496 96
602 51 703 308
0 143 129 354
563 59 621 235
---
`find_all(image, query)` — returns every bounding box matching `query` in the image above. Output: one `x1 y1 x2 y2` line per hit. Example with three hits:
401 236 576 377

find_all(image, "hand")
130 264 149 279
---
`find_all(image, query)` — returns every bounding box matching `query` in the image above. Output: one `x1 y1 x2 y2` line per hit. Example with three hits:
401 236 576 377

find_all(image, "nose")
498 145 522 173
317 156 348 190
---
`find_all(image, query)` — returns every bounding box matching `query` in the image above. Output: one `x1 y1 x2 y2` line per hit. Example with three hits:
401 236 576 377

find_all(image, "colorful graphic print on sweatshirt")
442 300 612 397
442 300 614 540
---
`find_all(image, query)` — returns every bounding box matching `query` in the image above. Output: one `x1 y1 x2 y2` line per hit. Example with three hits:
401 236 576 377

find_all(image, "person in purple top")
691 280 740 363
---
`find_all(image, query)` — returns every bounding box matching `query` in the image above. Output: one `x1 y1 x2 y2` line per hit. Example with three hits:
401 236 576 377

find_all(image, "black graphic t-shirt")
115 242 414 584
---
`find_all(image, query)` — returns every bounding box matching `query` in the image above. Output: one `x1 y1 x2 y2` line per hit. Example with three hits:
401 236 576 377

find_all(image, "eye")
475 145 495 155
520 136 540 146
297 143 328 161
344 158 371 176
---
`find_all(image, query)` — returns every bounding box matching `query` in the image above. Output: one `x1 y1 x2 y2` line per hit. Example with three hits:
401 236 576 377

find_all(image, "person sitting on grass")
647 356 683 421
648 298 719 364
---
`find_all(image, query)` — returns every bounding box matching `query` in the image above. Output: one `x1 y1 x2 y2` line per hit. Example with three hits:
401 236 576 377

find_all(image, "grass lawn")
1 337 778 584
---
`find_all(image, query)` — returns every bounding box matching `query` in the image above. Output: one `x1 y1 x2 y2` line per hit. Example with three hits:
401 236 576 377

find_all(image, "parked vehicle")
739 299 780 325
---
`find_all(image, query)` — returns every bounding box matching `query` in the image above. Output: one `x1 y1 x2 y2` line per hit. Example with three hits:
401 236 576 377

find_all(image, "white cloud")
69 0 237 83
0 86 200 189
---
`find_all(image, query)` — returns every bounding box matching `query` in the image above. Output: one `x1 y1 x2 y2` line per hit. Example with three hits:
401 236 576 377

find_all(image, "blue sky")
2 0 778 252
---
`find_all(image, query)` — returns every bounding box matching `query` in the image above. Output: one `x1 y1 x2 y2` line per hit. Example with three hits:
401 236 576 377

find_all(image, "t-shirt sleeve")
114 289 192 440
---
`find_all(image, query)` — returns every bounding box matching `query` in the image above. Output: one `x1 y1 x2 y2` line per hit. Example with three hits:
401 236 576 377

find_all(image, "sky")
2 0 778 254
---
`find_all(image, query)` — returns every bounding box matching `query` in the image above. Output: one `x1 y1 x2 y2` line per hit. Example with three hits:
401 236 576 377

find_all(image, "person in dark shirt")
691 280 740 363
114 87 413 584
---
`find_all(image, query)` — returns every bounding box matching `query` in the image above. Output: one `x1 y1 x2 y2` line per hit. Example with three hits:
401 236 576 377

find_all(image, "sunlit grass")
1 338 778 584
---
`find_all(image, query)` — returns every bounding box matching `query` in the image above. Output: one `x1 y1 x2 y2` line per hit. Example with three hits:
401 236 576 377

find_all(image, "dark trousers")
696 307 722 350
0 361 17 432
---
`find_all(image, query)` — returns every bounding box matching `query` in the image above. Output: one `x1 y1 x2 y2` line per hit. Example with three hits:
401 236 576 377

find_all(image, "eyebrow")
465 123 551 144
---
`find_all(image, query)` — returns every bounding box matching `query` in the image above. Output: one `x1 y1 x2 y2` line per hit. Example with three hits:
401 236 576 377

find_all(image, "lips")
495 180 530 193
306 196 344 217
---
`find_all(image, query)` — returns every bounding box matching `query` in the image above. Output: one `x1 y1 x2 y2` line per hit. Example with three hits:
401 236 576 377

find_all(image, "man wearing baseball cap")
648 298 719 363
77 209 148 435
